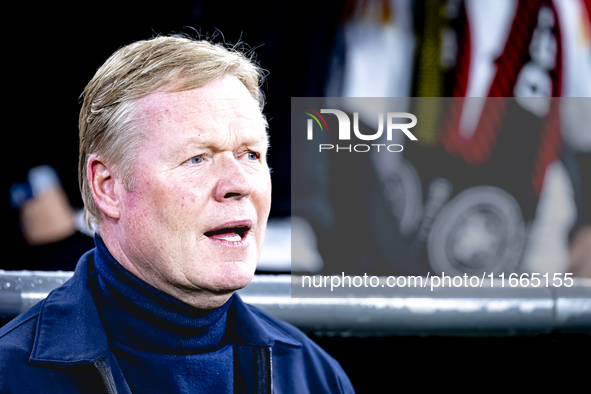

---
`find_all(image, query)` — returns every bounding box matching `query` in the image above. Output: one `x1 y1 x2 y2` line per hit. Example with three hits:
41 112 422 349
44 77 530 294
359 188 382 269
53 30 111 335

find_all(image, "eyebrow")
167 132 269 159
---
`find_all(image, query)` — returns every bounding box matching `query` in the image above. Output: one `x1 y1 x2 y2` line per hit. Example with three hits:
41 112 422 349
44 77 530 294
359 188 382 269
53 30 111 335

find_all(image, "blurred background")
290 0 591 280
3 0 590 390
5 0 339 271
5 0 590 277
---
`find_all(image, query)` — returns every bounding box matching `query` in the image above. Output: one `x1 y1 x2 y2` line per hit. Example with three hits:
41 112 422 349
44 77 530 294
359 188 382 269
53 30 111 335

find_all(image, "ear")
88 154 122 220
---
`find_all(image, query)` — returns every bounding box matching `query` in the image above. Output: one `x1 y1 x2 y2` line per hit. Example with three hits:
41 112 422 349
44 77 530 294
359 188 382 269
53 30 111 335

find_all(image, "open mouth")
204 225 250 242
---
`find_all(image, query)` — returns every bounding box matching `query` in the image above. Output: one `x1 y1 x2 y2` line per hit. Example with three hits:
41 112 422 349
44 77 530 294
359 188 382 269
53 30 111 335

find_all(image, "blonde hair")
78 35 265 228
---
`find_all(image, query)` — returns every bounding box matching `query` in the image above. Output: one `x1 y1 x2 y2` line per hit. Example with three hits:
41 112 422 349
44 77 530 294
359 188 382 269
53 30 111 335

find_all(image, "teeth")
221 233 241 242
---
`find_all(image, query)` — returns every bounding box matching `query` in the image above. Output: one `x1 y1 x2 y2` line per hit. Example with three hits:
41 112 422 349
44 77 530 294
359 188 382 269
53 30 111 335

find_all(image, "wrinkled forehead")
136 76 266 130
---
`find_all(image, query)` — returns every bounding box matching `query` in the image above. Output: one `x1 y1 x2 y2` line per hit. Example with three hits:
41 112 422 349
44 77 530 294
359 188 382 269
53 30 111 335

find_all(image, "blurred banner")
289 0 591 296
291 97 590 296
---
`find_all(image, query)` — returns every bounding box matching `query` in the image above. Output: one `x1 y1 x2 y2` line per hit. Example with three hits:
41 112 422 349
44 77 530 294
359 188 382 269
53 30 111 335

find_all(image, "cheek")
122 189 150 224
179 191 197 207
258 176 272 212
123 188 144 209
150 183 206 231
123 181 182 224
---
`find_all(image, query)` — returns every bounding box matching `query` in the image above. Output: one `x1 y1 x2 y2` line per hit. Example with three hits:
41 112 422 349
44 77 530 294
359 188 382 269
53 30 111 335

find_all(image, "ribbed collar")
89 235 233 354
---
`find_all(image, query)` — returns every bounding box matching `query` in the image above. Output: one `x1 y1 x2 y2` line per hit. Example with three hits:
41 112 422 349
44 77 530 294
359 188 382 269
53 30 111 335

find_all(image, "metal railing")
1 270 590 336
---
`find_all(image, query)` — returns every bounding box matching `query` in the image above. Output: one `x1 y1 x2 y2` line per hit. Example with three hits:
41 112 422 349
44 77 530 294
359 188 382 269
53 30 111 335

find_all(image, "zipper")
268 346 273 393
255 346 273 394
92 358 118 394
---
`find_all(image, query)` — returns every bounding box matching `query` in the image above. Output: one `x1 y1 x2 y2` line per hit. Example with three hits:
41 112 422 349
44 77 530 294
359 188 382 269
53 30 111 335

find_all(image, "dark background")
5 1 343 269
7 1 345 220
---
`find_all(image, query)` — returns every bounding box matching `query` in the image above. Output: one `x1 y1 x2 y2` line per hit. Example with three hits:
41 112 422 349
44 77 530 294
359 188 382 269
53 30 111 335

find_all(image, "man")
0 35 354 393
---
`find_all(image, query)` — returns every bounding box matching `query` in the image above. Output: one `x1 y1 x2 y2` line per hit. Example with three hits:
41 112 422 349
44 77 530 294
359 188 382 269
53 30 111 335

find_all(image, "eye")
247 152 259 161
190 155 203 164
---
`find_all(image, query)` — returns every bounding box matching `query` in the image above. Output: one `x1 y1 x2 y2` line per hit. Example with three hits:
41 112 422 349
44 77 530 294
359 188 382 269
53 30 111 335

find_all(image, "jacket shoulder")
0 302 44 393
0 299 43 345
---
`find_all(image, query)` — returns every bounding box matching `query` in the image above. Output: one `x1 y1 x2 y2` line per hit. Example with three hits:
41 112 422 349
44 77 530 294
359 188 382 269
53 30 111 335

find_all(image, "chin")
210 260 256 292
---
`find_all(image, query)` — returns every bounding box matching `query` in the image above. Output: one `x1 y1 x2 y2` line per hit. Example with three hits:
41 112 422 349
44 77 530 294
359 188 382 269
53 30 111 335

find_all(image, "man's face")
114 76 271 304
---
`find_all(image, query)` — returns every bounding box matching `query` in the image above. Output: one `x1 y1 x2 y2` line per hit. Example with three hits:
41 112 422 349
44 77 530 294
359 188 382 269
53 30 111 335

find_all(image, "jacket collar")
229 293 301 348
29 250 111 365
29 249 300 365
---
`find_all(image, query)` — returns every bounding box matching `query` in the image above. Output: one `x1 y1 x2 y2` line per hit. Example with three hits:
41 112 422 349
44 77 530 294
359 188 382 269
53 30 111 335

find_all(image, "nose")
212 154 255 202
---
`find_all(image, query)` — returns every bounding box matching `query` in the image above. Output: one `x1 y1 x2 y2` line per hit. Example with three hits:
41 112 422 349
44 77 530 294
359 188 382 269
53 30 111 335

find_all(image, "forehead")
136 76 267 144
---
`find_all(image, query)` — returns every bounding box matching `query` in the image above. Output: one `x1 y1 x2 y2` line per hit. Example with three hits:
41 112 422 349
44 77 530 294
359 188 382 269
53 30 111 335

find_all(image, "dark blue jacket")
0 250 354 393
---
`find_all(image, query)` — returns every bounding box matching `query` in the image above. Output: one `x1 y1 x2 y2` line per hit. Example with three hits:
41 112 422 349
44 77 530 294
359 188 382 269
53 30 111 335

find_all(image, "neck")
91 234 234 352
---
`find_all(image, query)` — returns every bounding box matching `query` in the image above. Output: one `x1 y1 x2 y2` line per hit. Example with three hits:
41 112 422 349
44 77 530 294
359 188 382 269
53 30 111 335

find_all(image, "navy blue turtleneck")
89 235 234 393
